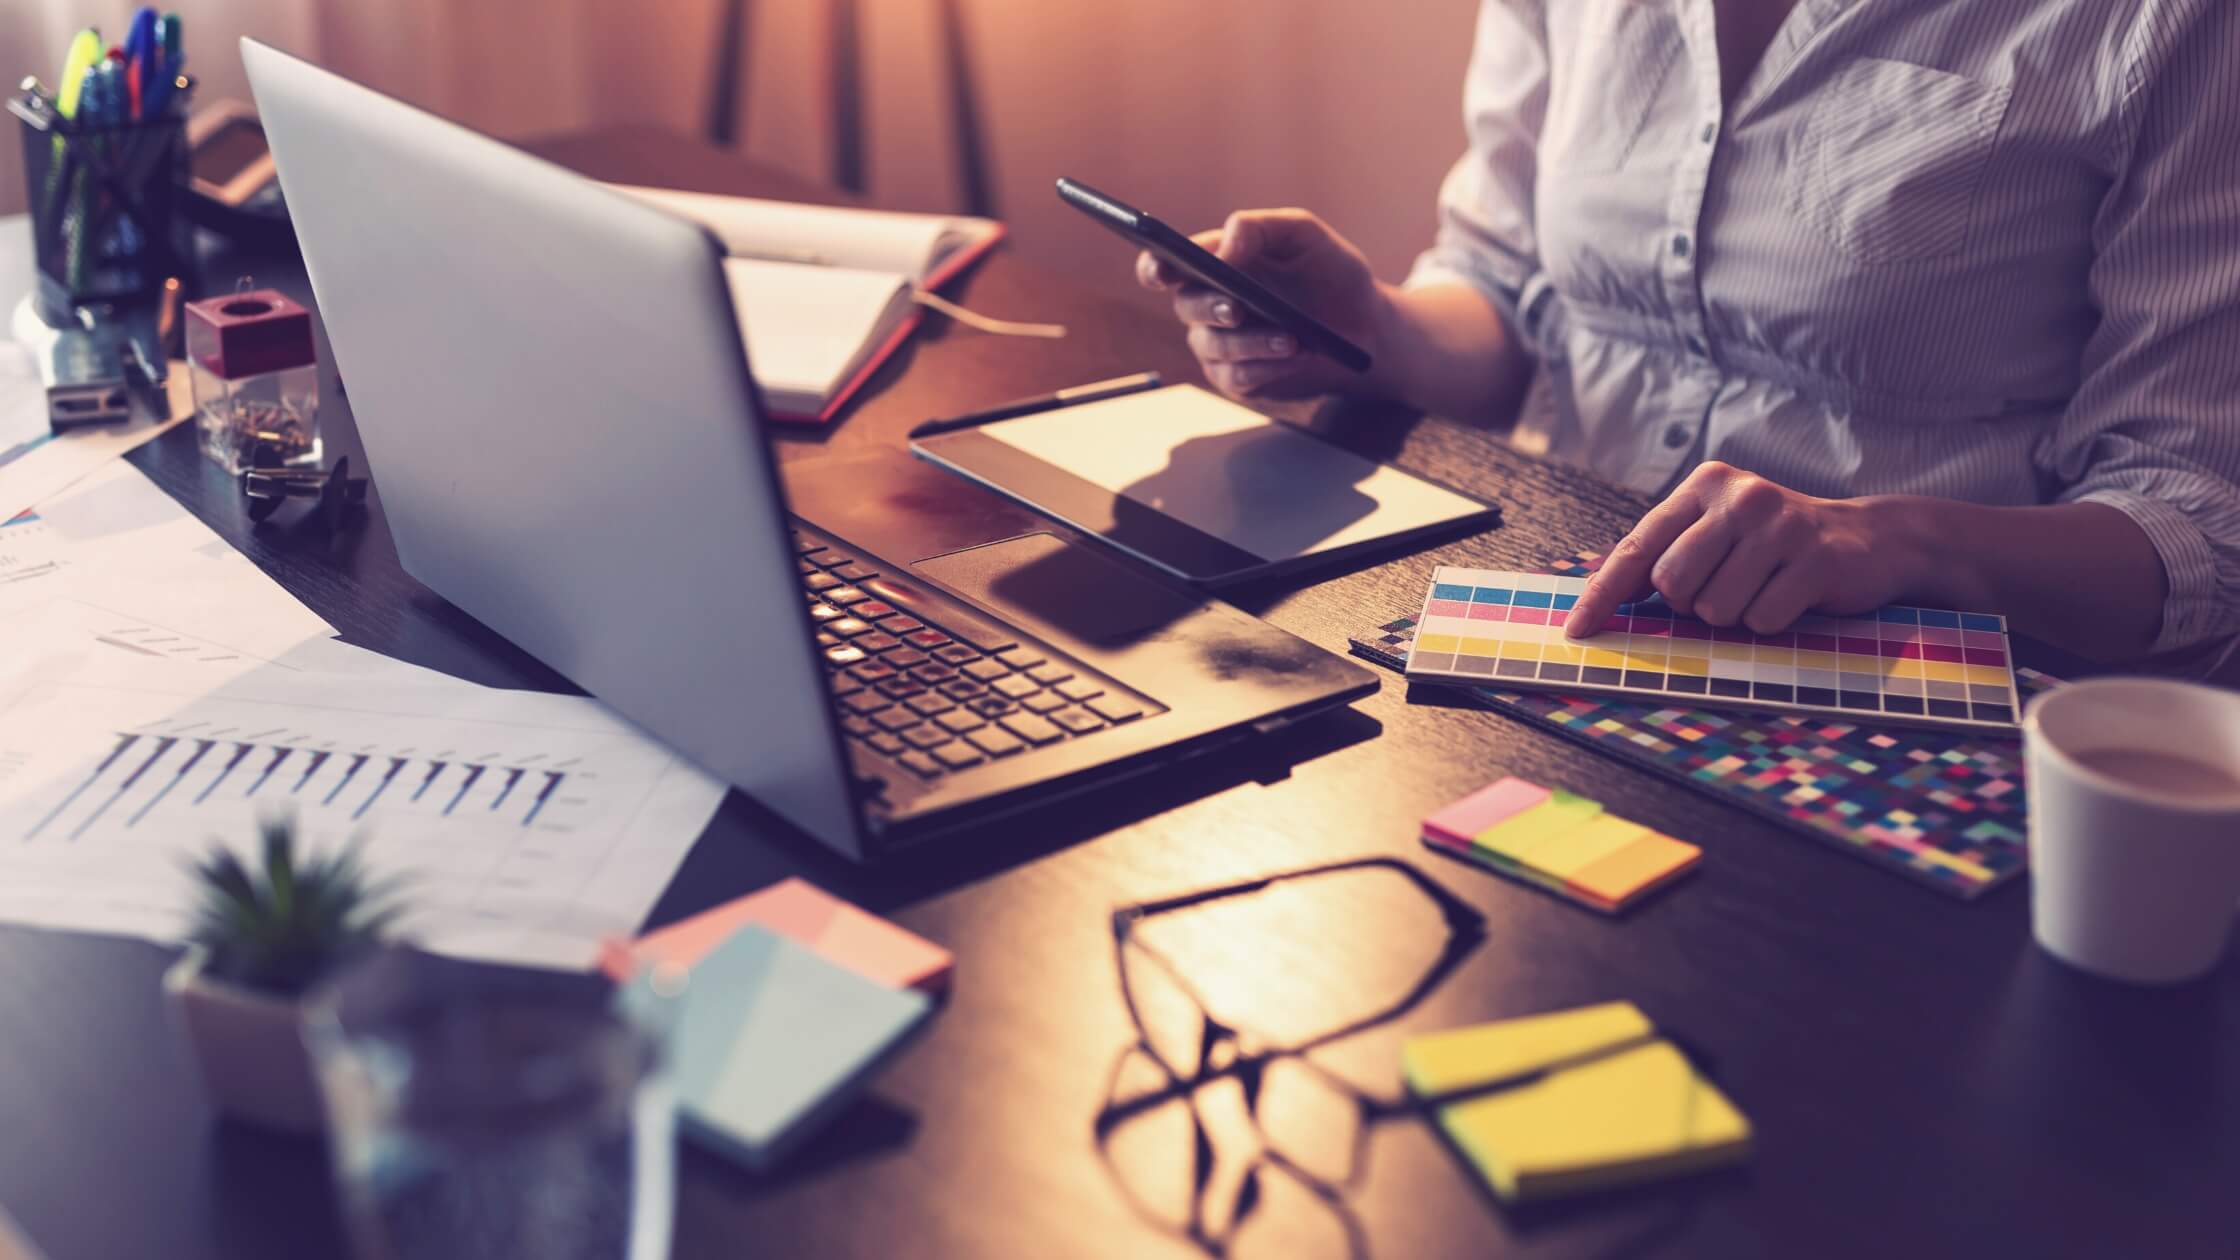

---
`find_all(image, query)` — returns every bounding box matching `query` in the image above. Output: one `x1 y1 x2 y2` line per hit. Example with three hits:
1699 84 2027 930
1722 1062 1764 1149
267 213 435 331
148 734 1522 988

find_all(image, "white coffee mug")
2023 678 2240 983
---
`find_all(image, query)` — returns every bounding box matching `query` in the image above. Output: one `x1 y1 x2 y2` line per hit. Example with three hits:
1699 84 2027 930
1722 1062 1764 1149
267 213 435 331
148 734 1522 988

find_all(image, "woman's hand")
1563 462 1917 638
1136 208 1395 402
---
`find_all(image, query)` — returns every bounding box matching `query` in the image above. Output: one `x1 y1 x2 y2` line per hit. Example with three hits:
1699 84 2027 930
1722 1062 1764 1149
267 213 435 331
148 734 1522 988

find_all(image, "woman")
1140 0 2240 666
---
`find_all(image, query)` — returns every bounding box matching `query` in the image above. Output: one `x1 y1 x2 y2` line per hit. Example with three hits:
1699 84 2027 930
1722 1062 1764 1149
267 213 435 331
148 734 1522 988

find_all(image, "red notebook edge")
767 221 1012 426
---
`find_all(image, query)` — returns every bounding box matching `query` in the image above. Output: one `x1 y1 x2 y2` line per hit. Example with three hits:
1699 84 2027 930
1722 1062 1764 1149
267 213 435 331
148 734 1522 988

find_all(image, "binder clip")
238 440 367 531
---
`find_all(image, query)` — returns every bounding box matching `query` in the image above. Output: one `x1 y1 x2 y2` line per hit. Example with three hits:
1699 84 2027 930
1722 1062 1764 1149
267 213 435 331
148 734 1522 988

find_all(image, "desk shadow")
1113 426 1380 569
657 704 1385 919
681 1093 920 1197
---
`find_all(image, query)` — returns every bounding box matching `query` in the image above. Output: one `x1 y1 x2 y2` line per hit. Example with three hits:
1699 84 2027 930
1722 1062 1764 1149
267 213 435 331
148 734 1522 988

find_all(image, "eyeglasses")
1094 858 1487 1257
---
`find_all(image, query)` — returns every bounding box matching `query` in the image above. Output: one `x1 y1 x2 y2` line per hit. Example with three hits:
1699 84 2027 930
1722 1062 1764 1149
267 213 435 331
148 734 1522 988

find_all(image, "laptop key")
828 617 875 637
990 675 1040 700
879 615 924 634
817 631 841 649
939 680 987 701
1055 678 1104 702
906 693 955 716
877 679 927 700
1026 663 1073 685
935 709 985 734
1049 706 1105 734
854 632 902 653
932 742 985 769
843 691 892 715
933 644 981 666
874 708 922 732
881 648 930 669
996 647 1045 670
897 751 944 779
825 645 867 667
1021 692 1067 714
962 659 1010 682
968 697 1016 718
826 587 871 605
830 674 865 697
849 661 899 684
966 727 1025 757
901 724 951 749
805 572 842 592
851 601 897 620
997 713 1063 745
910 664 958 684
1088 695 1147 723
866 732 906 755
833 562 879 582
809 603 844 622
904 629 951 649
840 714 873 735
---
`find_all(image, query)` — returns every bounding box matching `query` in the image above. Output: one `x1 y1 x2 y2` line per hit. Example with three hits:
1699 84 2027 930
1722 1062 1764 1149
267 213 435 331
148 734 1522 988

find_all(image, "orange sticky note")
607 879 953 993
1565 834 1702 911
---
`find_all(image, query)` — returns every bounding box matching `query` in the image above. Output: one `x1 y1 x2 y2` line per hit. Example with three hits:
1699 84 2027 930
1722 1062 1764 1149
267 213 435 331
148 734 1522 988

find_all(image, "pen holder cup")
10 92 193 317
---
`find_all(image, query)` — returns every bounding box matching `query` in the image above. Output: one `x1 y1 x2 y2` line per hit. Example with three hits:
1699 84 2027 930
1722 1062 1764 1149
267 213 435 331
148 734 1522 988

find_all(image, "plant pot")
163 947 326 1133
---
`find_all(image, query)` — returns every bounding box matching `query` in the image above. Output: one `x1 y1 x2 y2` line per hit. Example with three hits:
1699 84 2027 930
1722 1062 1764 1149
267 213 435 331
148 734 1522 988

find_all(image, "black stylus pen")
907 371 1163 439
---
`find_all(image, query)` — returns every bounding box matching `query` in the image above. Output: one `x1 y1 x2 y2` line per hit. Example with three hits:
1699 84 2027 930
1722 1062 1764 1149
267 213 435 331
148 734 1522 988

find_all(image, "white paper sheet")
0 632 728 971
0 460 335 660
0 351 193 522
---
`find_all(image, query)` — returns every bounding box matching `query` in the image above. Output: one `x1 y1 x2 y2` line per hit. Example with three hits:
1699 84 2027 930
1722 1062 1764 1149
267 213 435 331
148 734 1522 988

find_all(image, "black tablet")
1055 177 1374 373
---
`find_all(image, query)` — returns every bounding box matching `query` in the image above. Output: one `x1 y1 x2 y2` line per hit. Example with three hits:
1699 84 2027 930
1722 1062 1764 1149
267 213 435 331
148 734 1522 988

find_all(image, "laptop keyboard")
794 526 1156 784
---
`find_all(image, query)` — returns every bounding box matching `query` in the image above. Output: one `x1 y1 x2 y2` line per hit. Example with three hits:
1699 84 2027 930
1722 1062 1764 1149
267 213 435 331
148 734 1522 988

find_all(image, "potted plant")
164 818 405 1132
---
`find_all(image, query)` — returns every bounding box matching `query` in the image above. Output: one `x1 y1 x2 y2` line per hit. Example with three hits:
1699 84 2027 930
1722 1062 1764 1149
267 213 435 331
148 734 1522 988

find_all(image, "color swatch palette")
1404 566 2022 731
1424 777 1701 912
1404 1001 1751 1203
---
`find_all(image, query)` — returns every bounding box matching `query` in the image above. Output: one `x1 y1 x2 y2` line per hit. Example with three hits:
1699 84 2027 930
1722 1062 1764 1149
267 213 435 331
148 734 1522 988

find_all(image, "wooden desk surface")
0 129 2232 1260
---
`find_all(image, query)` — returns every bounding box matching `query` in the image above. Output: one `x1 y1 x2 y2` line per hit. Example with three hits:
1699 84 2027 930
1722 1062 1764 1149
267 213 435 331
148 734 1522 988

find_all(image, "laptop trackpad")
914 533 1204 647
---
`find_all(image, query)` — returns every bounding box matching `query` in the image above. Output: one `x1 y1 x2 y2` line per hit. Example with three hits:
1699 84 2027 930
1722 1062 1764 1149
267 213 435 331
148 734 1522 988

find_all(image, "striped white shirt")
1409 0 2240 654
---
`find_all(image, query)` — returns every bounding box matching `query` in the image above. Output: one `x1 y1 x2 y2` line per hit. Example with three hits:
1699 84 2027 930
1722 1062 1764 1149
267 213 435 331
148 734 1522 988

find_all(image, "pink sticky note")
606 878 953 993
1423 777 1552 849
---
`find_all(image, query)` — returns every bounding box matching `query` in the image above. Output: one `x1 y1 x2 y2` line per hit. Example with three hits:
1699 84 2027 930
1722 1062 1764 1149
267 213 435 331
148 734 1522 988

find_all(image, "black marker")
908 371 1163 439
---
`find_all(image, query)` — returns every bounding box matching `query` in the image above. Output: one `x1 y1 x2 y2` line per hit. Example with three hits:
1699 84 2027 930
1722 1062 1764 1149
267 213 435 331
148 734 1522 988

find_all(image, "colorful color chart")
1423 777 1701 912
1353 551 2048 899
1403 566 2022 732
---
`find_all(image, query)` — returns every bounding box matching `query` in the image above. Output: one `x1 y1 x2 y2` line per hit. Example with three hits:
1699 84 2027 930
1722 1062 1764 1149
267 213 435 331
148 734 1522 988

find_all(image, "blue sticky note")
1432 583 1475 602
653 925 933 1170
1959 613 2003 631
1472 586 1513 605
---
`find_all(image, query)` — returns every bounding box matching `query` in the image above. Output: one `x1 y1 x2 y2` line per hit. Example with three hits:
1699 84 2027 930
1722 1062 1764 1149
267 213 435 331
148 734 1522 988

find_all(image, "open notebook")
613 184 1006 422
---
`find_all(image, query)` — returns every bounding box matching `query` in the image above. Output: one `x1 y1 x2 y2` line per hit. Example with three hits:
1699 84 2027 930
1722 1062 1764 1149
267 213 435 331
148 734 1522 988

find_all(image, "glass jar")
185 287 321 473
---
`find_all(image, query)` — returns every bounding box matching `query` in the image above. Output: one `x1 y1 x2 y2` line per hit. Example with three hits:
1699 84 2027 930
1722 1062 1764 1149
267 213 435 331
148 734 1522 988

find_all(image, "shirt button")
1701 122 1717 143
1663 423 1692 450
1672 234 1692 259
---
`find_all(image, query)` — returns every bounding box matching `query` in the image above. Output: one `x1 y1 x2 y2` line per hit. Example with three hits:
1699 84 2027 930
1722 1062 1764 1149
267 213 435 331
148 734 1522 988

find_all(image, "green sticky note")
1472 790 1603 867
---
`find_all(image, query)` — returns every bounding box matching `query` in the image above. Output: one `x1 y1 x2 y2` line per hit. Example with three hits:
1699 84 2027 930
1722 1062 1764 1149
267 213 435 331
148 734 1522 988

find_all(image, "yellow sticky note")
1471 791 1602 864
1402 1001 1653 1096
1567 832 1703 910
1523 814 1652 881
1435 1040 1752 1202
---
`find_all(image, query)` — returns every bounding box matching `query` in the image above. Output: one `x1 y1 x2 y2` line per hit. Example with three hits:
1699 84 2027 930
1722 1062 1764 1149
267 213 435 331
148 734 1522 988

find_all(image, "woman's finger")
1647 512 1738 618
1209 359 1292 397
1689 530 1788 627
1172 285 1244 328
1188 324 1297 364
1566 492 1708 636
1739 562 1822 636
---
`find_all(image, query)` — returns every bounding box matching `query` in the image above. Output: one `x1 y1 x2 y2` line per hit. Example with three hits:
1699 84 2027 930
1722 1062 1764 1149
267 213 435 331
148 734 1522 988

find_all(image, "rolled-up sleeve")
2040 0 2240 654
1404 0 1552 344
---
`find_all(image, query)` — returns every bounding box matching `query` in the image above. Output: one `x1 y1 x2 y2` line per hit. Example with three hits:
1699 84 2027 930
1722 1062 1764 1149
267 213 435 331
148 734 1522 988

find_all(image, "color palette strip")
1423 776 1701 912
1403 566 2021 731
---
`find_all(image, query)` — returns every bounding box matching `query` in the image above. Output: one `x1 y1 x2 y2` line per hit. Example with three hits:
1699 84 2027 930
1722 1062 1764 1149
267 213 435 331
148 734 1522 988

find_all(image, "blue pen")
124 8 157 121
150 13 184 116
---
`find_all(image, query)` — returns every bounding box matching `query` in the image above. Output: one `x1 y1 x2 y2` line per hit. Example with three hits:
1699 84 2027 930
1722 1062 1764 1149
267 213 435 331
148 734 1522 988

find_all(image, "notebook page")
614 184 978 282
722 259 911 411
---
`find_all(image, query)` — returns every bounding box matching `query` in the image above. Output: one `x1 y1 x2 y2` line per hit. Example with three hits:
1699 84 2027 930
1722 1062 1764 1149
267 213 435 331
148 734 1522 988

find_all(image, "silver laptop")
244 41 1376 861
